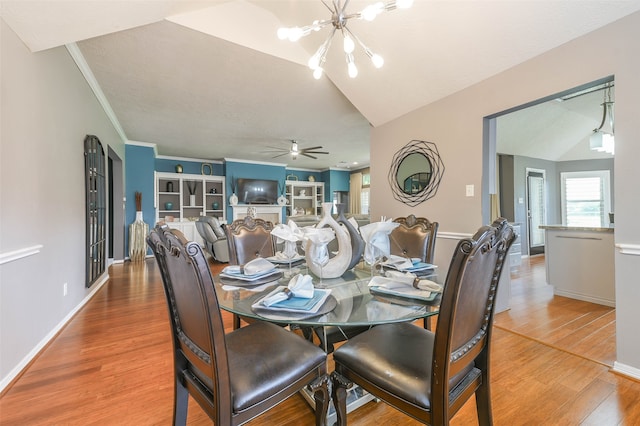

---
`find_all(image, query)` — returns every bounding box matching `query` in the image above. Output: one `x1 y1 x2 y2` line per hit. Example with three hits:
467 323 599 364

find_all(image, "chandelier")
590 83 615 155
277 0 414 79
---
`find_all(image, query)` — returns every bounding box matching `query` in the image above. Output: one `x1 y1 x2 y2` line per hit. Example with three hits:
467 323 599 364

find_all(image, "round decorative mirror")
397 152 432 194
388 140 444 206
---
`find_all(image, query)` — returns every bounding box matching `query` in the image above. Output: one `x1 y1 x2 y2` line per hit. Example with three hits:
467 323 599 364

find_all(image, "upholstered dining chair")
225 216 277 265
225 216 278 328
331 218 516 426
389 214 439 264
147 225 330 426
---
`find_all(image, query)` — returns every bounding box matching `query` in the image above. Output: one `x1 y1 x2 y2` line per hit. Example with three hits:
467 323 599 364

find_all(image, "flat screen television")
236 178 278 204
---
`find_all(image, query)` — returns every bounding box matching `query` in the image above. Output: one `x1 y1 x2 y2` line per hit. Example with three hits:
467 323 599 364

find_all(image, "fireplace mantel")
231 205 283 224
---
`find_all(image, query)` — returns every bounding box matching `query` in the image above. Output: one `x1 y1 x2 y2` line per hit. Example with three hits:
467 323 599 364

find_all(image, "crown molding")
65 43 127 143
225 158 288 168
156 154 223 164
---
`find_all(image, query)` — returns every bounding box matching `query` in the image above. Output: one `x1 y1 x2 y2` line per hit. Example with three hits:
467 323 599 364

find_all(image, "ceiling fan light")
313 67 324 79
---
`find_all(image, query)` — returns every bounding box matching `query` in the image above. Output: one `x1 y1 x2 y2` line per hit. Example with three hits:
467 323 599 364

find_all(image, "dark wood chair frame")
331 218 516 426
147 226 330 426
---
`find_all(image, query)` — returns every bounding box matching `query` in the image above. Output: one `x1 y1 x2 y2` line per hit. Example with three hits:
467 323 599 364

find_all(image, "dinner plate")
369 285 439 303
383 262 437 273
266 255 306 265
218 270 283 286
252 287 332 313
251 295 337 321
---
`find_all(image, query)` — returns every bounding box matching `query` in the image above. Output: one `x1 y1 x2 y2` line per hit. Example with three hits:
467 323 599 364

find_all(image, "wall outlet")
465 184 475 197
63 283 68 296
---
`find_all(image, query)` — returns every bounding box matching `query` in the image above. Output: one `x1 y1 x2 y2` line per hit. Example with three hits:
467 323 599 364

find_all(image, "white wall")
371 12 640 375
0 20 124 387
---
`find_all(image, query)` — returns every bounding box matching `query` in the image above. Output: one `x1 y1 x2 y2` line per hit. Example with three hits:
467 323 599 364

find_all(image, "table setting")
218 257 283 288
250 273 337 320
270 220 306 276
368 270 443 304
378 254 437 276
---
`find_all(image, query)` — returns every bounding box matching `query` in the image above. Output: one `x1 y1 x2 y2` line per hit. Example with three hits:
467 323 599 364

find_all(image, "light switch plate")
466 184 474 197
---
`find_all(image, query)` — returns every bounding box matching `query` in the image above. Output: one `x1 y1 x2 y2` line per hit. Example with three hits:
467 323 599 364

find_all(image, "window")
561 171 611 227
360 188 370 214
362 173 370 187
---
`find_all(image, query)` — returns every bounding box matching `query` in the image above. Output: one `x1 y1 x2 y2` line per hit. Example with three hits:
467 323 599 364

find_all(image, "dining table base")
300 380 376 424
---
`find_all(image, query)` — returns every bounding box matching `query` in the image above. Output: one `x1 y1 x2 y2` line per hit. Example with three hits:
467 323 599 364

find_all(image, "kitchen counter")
541 225 615 306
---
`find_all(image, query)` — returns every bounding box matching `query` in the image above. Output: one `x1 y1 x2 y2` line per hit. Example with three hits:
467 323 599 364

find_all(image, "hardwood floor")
2 255 638 425
494 256 617 367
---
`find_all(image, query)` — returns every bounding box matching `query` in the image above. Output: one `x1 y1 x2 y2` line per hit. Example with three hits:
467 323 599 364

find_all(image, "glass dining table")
214 261 441 422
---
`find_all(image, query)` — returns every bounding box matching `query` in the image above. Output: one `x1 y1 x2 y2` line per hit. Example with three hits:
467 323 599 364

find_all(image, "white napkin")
272 220 304 243
261 274 314 306
369 270 443 293
382 254 413 270
360 220 400 264
302 227 335 266
223 257 275 276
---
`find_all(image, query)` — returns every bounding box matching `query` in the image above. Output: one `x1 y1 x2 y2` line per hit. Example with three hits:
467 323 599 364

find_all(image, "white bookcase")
155 172 226 244
286 180 324 216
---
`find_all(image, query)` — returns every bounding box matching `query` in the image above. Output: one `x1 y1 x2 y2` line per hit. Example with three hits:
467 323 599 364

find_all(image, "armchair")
195 216 230 263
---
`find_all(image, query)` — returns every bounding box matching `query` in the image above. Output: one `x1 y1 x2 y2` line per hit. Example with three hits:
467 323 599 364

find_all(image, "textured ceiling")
2 0 635 168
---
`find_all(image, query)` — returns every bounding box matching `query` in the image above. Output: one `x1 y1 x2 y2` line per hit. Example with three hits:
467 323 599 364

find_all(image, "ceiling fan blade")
301 153 318 159
271 152 291 158
301 146 324 151
303 150 329 155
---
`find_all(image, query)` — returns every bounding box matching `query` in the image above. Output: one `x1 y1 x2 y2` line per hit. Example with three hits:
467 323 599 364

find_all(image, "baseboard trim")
0 273 110 393
612 361 640 381
553 288 615 307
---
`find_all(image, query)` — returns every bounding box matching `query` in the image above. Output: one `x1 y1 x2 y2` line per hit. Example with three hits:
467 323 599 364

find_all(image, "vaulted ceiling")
2 1 636 168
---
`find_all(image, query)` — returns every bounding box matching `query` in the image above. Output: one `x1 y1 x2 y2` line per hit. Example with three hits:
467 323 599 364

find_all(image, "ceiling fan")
265 140 329 160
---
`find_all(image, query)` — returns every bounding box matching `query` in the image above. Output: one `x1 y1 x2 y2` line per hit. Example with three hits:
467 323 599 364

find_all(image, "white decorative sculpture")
304 202 352 279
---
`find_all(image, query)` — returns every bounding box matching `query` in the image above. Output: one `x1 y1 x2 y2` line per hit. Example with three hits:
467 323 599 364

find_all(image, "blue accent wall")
226 161 287 220
155 158 223 175
285 169 321 182
125 144 156 257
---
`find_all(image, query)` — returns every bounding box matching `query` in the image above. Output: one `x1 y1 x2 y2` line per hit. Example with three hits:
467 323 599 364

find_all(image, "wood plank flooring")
494 256 617 367
1 255 638 425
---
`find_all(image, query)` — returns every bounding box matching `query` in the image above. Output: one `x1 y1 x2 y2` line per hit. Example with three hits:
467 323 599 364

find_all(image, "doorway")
108 147 125 262
526 168 546 255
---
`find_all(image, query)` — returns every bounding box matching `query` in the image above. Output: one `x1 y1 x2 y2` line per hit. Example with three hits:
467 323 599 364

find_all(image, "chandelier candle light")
277 0 414 79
